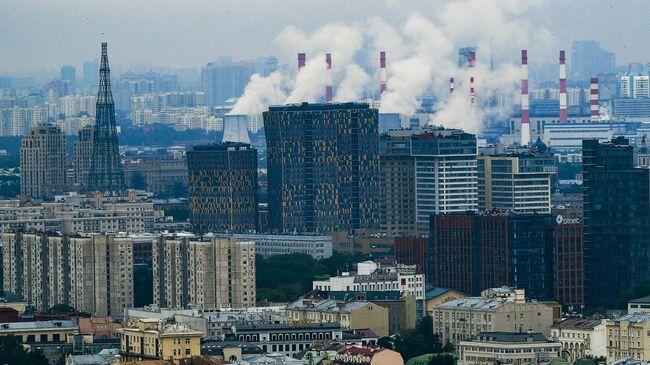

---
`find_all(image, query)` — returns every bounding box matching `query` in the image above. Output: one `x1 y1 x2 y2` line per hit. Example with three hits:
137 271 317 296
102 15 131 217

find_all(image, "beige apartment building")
431 288 555 346
153 235 256 310
550 316 607 361
119 319 203 362
286 298 390 337
606 313 650 361
458 332 562 365
1 231 133 316
20 124 66 200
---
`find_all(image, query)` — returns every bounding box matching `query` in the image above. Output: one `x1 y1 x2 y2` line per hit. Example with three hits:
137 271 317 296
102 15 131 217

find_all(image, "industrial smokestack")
590 77 600 122
468 51 476 106
521 50 530 146
469 76 475 105
449 77 454 95
559 50 568 122
325 53 333 103
379 51 387 95
298 53 306 70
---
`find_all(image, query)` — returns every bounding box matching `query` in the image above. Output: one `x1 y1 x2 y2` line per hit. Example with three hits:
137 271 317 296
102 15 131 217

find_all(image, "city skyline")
1 0 649 75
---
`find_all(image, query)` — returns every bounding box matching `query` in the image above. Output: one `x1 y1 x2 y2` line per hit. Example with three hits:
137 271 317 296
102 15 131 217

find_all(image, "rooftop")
630 295 650 304
0 320 77 330
235 322 341 332
287 298 370 313
436 297 505 311
550 316 604 330
472 332 552 343
612 313 650 324
268 102 371 112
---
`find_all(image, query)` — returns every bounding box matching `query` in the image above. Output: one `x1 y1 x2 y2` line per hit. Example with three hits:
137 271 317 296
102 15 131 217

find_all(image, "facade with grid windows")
380 127 478 235
152 235 256 309
263 102 380 234
546 221 584 307
187 142 258 234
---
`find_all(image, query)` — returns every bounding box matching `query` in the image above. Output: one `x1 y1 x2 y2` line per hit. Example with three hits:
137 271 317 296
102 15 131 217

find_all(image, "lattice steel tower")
88 42 125 194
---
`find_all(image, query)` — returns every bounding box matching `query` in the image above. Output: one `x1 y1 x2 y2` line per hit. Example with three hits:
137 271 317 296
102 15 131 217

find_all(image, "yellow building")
0 319 78 343
287 298 390 338
118 319 203 362
425 287 467 316
606 313 650 361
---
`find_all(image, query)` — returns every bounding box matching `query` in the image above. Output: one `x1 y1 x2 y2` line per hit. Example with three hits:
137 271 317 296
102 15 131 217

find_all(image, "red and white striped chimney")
298 53 306 71
325 53 333 103
469 51 476 105
449 77 454 95
379 51 387 95
469 77 476 105
559 50 568 122
590 77 599 122
521 50 531 146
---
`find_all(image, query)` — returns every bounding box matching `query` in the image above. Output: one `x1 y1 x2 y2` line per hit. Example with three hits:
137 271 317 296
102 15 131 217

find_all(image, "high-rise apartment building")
152 235 256 309
60 65 76 93
478 140 556 214
187 142 258 234
0 106 48 136
201 57 256 106
620 74 650 99
380 127 478 235
263 103 380 234
89 43 125 194
74 125 94 188
1 232 133 316
571 41 615 81
582 137 650 306
20 124 66 200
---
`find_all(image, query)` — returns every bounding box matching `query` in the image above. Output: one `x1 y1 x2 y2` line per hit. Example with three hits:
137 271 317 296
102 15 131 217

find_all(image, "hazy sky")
1 0 647 75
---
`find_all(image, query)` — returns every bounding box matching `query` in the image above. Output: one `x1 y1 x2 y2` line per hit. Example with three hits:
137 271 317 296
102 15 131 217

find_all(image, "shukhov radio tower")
88 42 125 194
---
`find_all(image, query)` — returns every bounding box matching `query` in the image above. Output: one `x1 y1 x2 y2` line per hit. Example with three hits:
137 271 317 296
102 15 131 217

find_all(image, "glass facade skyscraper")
263 102 380 234
187 142 258 234
582 137 650 306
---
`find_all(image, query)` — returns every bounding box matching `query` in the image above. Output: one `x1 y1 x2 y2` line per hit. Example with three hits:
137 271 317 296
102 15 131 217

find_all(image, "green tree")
428 353 456 365
0 335 48 365
47 304 76 314
377 336 394 350
131 172 147 190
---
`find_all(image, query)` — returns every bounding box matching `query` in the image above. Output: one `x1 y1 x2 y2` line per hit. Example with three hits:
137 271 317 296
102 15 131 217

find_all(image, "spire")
98 42 114 105
89 42 125 194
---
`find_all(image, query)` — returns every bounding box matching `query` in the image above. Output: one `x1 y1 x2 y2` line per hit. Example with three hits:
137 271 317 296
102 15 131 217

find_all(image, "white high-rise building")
634 75 650 98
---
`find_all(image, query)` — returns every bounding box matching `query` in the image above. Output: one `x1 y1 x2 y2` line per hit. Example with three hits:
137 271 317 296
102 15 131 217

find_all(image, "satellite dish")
556 215 563 224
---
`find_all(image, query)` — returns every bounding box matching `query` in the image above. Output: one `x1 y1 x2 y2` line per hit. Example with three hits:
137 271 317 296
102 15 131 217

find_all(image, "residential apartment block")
458 332 562 365
550 316 607 361
1 231 133 316
152 235 256 309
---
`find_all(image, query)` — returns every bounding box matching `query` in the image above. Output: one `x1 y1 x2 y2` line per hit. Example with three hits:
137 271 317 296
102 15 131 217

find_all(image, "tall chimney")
325 53 333 103
590 77 600 122
449 77 455 95
469 77 476 105
559 50 568 122
298 53 306 70
468 51 476 105
521 50 530 146
379 51 387 95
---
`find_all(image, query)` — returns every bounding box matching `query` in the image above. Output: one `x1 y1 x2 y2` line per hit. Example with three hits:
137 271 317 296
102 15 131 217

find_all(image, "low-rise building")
222 233 332 259
118 319 203 362
232 323 344 357
287 298 389 337
458 332 562 365
331 230 394 258
313 261 425 319
606 314 650 361
334 345 404 365
66 348 120 365
200 341 264 363
0 319 78 344
431 288 555 346
425 287 467 317
629 296 650 314
550 316 607 361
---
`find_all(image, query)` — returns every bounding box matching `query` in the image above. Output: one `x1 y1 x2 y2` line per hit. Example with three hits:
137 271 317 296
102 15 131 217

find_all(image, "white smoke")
230 71 286 115
335 64 371 102
230 0 556 133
